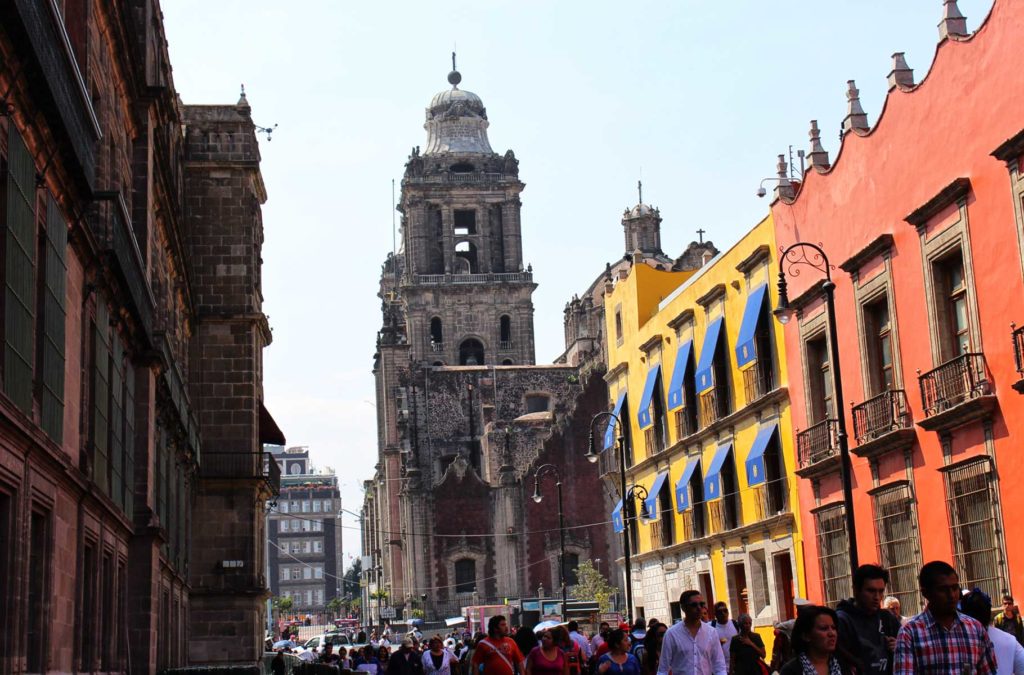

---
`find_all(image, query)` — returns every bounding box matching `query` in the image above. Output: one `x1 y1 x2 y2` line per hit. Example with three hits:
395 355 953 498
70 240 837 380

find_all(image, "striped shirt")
893 608 996 674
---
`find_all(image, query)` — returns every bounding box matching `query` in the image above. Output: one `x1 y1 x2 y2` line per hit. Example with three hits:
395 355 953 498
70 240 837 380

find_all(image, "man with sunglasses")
656 591 726 675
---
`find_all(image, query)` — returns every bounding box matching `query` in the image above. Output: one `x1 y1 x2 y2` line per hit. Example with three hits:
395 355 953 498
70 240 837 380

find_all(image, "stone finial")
237 84 249 109
842 80 870 133
773 154 794 199
938 0 968 40
807 120 830 171
887 52 915 90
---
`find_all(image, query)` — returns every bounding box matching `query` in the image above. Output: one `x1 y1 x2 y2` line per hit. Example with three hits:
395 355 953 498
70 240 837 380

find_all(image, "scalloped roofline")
780 0 999 206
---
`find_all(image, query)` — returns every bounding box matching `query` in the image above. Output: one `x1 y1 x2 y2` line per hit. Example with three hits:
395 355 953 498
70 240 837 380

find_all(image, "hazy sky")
161 0 993 566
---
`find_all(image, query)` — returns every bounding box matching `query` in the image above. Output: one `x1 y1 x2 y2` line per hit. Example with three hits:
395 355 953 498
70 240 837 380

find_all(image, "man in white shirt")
591 621 610 654
961 589 1024 675
708 602 737 665
657 590 726 675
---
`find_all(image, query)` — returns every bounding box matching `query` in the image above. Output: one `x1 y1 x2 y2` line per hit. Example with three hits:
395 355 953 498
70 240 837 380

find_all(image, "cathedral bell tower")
396 59 537 367
621 180 664 257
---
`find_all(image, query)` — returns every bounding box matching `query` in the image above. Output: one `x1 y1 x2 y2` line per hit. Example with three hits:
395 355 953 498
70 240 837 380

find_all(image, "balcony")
698 389 727 428
742 365 775 405
706 499 739 534
1013 324 1024 393
674 409 697 440
917 353 997 432
499 341 514 351
200 452 281 496
851 390 915 460
597 448 620 480
644 427 666 455
795 419 841 478
430 341 445 353
414 271 533 285
753 479 789 520
405 171 509 185
679 507 707 542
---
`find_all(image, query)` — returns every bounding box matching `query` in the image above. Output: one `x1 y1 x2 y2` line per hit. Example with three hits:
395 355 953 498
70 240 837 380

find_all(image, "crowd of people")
273 559 1024 675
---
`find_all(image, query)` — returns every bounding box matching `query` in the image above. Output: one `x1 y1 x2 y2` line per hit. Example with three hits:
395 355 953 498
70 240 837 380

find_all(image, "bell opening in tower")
459 338 485 366
454 241 478 274
453 210 476 235
450 162 475 174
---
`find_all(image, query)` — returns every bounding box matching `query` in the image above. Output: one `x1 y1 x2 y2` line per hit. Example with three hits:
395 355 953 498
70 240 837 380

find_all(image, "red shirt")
472 637 525 675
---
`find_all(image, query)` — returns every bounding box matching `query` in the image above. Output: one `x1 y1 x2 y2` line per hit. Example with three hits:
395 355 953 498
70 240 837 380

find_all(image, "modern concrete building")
267 447 344 616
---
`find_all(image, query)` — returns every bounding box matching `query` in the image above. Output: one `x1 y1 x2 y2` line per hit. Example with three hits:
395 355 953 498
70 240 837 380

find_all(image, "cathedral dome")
627 203 656 218
423 66 494 156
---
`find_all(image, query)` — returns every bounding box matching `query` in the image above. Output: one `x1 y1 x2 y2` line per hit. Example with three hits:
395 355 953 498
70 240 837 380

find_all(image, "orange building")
769 0 1024 611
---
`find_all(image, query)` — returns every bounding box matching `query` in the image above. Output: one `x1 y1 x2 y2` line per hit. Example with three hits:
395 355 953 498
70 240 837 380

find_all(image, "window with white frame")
291 569 301 580
315 566 324 579
280 519 289 532
280 501 289 513
304 541 312 554
313 500 321 513
314 540 323 553
302 500 311 513
280 567 289 581
313 520 322 532
323 499 332 512
303 567 312 580
749 549 771 614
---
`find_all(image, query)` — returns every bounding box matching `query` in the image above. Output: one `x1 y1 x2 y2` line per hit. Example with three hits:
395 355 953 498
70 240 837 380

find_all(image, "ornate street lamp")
775 241 859 576
586 413 651 625
533 463 567 613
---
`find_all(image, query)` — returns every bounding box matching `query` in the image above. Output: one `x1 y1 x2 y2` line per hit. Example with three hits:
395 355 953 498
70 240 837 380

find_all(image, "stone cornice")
991 128 1024 163
735 245 772 275
839 233 895 274
638 334 663 354
604 361 629 383
904 177 971 228
696 284 727 309
667 309 694 331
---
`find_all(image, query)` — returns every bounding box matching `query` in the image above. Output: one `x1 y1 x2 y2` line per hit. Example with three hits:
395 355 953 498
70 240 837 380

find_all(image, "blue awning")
675 458 700 511
603 390 627 450
735 285 768 369
611 498 624 533
666 340 693 412
695 317 724 394
703 442 734 500
643 471 670 522
745 423 779 487
637 364 662 430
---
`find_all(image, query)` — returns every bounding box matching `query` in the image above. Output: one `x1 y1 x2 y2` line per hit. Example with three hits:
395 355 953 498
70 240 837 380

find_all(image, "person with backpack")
554 626 584 675
472 616 525 675
709 602 738 666
597 629 642 675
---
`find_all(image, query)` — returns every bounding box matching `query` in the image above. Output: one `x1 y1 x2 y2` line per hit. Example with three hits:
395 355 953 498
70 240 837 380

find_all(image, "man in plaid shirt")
894 561 997 674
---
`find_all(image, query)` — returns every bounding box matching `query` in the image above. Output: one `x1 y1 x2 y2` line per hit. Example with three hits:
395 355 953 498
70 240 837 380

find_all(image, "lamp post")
774 241 859 577
585 413 650 625
532 463 567 614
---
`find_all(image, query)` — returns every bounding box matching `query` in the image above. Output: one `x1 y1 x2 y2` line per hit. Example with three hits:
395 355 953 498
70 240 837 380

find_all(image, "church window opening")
454 241 478 274
525 394 550 413
502 359 513 365
450 162 475 174
454 558 476 593
430 317 443 349
500 315 512 347
459 339 485 366
433 361 444 367
562 553 580 586
454 210 477 235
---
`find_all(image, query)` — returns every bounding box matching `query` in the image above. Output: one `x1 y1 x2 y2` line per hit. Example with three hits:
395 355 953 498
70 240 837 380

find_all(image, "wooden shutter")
109 333 124 509
124 362 135 520
41 194 67 442
4 127 36 413
92 300 110 494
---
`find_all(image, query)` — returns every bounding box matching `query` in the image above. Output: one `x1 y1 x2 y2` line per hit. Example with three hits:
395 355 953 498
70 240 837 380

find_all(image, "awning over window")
745 423 779 487
675 458 701 512
612 498 625 533
735 284 769 369
643 471 670 522
666 340 693 412
695 317 725 394
603 390 627 450
259 401 287 446
637 364 662 431
703 442 734 501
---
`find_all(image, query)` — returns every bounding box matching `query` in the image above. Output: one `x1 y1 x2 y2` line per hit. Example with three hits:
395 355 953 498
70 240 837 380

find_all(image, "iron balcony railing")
430 341 445 353
201 452 281 496
918 353 991 417
674 409 697 440
499 340 514 351
1013 324 1024 376
414 271 533 285
852 389 912 443
405 172 508 185
797 419 840 470
597 448 618 479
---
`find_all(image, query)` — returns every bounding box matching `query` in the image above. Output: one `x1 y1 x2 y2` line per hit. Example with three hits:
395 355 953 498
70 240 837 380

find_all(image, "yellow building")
601 215 806 646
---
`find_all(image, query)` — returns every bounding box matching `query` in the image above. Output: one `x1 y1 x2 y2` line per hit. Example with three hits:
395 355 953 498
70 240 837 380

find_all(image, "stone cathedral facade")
362 66 616 618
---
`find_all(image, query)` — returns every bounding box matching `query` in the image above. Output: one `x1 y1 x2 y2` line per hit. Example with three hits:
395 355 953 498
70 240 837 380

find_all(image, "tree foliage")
274 596 294 612
570 560 615 612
